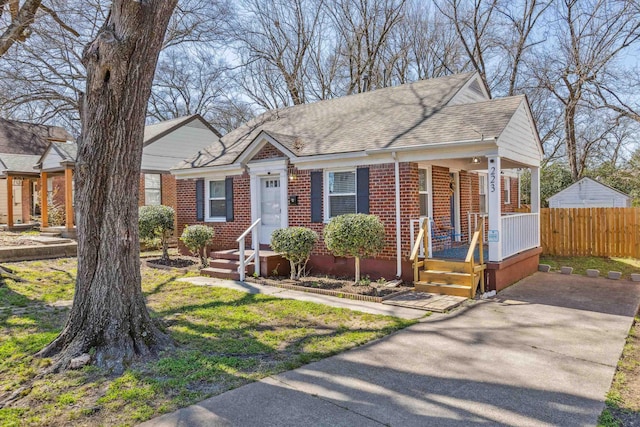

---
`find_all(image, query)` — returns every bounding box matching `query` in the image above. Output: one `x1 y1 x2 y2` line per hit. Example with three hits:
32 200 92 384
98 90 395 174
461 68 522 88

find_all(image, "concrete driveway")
141 273 640 427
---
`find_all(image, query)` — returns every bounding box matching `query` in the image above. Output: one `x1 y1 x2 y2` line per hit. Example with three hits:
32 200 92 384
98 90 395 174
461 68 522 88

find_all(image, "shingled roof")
0 118 73 156
174 72 528 170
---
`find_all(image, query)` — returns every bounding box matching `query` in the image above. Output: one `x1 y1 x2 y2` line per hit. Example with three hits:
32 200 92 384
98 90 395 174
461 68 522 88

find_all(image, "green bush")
139 205 175 261
271 227 318 279
180 225 215 267
324 214 385 282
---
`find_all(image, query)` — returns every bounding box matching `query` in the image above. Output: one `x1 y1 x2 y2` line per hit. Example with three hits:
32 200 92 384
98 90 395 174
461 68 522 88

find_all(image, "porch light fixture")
289 173 295 182
471 157 481 164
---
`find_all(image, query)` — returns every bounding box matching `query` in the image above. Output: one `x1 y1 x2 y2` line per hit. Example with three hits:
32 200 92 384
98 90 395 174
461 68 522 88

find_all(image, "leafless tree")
533 0 640 180
328 0 407 93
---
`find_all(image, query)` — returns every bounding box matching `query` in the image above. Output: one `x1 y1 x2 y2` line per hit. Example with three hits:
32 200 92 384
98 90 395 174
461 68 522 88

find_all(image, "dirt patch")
249 275 410 298
0 231 39 247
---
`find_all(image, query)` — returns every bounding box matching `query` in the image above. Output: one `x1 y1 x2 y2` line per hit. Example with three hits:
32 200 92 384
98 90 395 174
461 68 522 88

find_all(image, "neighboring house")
0 118 73 227
172 72 544 292
35 114 221 235
547 177 631 208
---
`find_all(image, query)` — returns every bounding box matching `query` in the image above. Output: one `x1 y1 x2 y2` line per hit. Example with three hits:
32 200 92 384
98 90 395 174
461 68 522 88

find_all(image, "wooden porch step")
425 259 469 273
419 270 473 286
414 281 473 298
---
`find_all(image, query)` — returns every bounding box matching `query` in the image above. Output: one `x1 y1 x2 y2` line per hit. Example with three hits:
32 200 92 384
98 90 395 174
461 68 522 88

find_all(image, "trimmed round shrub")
323 214 386 282
139 205 175 261
271 227 318 279
180 224 215 267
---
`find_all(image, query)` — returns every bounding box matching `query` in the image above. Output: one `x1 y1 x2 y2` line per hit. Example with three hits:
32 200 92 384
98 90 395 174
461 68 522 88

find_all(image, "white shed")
548 177 631 208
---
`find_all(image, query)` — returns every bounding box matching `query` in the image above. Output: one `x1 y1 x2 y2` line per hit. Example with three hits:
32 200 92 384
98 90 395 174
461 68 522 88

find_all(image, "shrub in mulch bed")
248 275 411 302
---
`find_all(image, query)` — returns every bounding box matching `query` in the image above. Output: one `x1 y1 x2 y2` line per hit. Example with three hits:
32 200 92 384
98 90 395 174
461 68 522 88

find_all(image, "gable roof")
548 177 631 201
36 115 220 173
0 153 42 175
0 118 73 156
174 73 528 170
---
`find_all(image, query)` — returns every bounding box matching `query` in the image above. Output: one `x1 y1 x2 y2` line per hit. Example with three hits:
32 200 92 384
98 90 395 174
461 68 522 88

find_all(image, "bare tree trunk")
355 256 360 283
38 0 177 373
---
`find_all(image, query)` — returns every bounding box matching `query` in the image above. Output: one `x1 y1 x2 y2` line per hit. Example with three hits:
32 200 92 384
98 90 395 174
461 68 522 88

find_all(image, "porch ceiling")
418 157 535 172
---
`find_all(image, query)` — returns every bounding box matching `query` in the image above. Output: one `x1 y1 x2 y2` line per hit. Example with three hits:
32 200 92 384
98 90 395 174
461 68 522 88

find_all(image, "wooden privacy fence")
540 208 640 258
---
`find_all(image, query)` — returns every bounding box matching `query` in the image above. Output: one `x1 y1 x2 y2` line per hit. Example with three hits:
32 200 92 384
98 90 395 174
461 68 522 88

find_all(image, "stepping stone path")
608 271 622 280
586 269 600 278
561 266 573 275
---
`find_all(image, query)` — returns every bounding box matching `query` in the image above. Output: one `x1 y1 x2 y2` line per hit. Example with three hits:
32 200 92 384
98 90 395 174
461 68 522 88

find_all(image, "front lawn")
0 259 414 426
540 255 640 279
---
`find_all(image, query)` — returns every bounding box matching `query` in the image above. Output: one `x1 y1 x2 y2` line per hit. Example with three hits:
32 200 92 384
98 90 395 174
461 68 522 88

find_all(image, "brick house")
172 72 543 294
35 114 220 236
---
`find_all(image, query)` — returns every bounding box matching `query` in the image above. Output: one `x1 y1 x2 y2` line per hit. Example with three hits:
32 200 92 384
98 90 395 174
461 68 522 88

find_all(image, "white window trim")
205 178 227 222
144 173 162 206
478 172 488 213
504 176 511 205
418 166 433 218
324 168 357 222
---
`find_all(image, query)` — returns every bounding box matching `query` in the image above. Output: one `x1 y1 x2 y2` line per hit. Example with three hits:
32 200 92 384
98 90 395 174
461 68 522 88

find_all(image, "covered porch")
35 142 77 237
407 152 542 295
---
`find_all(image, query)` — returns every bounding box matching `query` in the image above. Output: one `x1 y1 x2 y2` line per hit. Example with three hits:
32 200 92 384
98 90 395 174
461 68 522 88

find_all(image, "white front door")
260 177 282 245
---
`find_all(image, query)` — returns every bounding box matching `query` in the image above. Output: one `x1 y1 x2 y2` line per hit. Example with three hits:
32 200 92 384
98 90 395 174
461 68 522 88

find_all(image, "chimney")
362 74 369 92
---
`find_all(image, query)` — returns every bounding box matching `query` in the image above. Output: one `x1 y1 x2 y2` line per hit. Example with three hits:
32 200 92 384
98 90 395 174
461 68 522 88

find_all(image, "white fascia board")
171 165 244 179
294 139 499 170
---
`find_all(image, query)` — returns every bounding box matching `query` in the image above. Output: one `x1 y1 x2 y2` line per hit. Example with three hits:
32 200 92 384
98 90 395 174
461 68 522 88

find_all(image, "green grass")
540 255 640 278
0 258 415 427
598 316 640 426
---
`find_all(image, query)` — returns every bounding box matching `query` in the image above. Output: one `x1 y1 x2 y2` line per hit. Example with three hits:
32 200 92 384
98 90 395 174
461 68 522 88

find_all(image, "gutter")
392 152 402 279
365 137 497 155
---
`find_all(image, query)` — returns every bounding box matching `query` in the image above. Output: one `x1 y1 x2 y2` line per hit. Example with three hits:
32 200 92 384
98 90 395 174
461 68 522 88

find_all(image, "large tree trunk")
38 0 177 373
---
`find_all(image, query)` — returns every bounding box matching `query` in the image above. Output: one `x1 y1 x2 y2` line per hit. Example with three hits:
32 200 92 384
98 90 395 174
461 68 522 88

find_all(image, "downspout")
392 152 402 279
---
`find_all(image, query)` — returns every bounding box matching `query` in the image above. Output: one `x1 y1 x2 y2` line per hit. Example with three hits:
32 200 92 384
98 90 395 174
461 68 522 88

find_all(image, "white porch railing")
236 218 261 281
410 217 432 258
468 212 488 243
501 213 539 259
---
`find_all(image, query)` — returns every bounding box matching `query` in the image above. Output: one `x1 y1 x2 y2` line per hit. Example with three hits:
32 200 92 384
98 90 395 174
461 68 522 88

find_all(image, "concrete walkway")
178 276 429 320
142 273 640 427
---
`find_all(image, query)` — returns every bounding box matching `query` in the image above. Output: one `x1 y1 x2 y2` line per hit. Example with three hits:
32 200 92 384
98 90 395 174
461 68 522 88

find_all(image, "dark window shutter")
225 177 234 222
356 167 369 214
311 171 323 223
195 179 205 221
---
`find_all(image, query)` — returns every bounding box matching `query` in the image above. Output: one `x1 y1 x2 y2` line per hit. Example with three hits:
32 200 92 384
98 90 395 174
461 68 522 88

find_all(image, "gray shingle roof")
51 141 77 161
174 73 524 170
0 154 42 174
0 118 73 156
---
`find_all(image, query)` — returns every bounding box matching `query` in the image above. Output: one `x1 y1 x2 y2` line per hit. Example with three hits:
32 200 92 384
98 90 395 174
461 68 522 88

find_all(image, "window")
504 176 511 204
478 174 487 213
327 170 356 218
418 168 430 217
144 174 161 206
208 180 226 218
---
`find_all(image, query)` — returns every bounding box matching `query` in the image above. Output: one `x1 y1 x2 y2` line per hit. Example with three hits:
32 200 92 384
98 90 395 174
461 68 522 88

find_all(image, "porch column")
487 156 502 261
531 166 541 247
41 172 48 228
64 167 73 230
6 175 13 227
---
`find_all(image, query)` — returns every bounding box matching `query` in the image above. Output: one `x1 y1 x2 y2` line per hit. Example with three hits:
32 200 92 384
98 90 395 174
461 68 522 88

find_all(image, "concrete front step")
208 258 254 275
414 281 473 298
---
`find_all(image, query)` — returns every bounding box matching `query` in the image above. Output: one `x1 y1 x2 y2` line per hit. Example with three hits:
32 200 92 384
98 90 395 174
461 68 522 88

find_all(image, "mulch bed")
248 275 412 302
145 256 197 270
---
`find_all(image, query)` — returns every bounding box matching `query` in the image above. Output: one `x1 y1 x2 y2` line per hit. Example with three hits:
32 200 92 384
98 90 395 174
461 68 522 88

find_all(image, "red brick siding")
501 176 519 213
431 166 451 251
251 143 286 161
470 172 480 213
176 174 252 256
